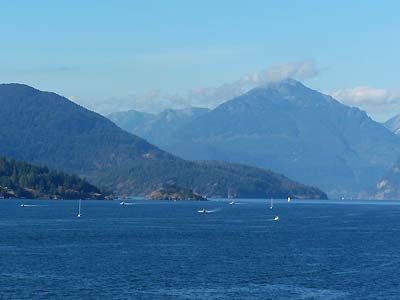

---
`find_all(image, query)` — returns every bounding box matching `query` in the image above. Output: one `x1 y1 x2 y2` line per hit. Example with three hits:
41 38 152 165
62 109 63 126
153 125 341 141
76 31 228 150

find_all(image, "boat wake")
197 208 222 214
120 202 135 206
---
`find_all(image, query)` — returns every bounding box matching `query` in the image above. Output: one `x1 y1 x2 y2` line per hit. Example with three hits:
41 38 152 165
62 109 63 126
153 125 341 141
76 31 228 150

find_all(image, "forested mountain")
109 79 400 198
0 83 326 199
0 157 103 199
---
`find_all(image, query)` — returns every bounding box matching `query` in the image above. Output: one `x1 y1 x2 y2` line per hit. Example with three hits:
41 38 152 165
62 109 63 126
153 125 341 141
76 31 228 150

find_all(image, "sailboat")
77 199 81 218
269 199 273 209
287 197 291 203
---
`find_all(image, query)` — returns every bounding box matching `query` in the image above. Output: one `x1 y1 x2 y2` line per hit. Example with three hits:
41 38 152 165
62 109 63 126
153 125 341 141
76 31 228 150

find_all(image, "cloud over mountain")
244 60 320 83
331 86 399 105
329 86 400 121
74 60 320 115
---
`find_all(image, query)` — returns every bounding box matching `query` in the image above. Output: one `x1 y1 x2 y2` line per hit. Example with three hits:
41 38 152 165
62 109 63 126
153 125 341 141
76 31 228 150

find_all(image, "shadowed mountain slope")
0 83 326 199
110 79 400 197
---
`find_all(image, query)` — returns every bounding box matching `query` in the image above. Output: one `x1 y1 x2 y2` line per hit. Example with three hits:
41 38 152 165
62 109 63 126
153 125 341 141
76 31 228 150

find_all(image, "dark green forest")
0 157 104 199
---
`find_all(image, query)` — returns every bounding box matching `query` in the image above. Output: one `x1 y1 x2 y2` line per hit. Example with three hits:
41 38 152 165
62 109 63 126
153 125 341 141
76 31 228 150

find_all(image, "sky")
0 0 399 121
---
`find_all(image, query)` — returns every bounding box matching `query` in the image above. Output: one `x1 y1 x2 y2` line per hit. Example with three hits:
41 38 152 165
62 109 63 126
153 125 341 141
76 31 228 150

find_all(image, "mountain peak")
254 78 309 95
225 78 334 111
0 83 40 94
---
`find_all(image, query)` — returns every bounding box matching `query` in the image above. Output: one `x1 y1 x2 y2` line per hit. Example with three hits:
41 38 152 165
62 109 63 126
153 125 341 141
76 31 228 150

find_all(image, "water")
1 199 400 299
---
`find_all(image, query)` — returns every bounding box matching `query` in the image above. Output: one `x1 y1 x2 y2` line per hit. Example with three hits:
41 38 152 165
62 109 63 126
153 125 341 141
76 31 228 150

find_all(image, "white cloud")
330 86 399 106
73 60 321 115
249 60 320 83
329 86 400 121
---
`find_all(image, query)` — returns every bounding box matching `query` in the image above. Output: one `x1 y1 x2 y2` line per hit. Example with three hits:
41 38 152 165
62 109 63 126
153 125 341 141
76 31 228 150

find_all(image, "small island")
146 185 207 201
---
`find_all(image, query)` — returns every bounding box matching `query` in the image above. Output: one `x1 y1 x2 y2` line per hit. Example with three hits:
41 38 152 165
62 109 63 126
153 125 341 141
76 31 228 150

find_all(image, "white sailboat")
287 197 291 203
77 199 81 218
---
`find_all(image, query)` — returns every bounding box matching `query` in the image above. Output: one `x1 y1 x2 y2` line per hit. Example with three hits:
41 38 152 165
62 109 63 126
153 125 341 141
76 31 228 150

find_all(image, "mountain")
375 159 400 199
384 114 400 135
0 83 326 199
108 107 210 145
107 110 155 134
0 156 104 199
111 79 400 198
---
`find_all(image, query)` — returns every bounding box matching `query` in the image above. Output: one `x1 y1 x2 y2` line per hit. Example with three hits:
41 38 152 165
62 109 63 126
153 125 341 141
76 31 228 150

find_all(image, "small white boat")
77 199 81 218
274 216 280 221
197 209 209 213
120 201 126 205
287 197 291 203
270 199 273 209
229 201 235 205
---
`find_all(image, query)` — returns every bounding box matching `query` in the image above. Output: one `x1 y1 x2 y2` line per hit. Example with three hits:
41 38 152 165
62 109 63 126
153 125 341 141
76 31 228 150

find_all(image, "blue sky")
1 0 399 120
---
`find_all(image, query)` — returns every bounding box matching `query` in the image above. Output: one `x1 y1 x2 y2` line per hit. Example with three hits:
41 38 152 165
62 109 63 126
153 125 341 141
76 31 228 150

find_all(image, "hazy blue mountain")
375 115 400 198
375 158 400 199
384 114 400 135
108 107 210 145
107 110 154 134
138 79 400 198
0 83 326 199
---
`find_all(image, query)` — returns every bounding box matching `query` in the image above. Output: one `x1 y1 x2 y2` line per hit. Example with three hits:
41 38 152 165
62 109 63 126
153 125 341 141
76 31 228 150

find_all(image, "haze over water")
0 199 399 299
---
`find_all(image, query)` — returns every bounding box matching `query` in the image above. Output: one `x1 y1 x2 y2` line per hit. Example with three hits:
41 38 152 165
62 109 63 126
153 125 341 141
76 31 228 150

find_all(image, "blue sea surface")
0 199 400 299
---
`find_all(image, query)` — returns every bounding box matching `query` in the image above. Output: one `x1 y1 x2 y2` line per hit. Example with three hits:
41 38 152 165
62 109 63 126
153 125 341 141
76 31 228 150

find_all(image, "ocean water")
0 199 400 300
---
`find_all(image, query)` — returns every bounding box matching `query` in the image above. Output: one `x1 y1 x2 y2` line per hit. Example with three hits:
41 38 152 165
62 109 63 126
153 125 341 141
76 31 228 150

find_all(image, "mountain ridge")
384 114 400 135
108 79 400 198
0 83 326 199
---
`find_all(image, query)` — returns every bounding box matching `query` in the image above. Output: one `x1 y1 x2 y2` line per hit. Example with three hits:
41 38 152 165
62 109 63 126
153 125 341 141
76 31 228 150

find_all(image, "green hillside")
0 157 104 199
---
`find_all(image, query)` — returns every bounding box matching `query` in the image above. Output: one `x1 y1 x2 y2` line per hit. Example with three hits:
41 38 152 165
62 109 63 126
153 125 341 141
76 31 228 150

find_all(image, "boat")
274 216 280 221
197 209 209 213
229 201 235 205
77 199 81 217
287 197 291 203
270 199 273 209
119 201 126 205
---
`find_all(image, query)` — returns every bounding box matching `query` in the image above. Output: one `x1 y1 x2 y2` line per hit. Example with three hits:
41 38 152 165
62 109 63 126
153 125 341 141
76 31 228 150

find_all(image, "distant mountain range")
108 79 400 198
0 83 325 199
108 107 210 146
